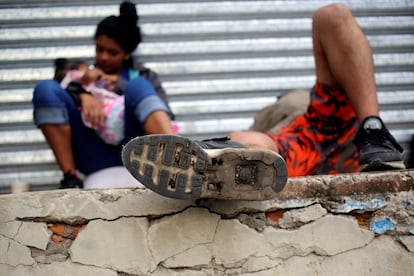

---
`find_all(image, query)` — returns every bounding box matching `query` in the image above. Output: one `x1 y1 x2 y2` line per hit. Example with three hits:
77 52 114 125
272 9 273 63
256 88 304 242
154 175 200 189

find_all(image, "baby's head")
53 58 88 82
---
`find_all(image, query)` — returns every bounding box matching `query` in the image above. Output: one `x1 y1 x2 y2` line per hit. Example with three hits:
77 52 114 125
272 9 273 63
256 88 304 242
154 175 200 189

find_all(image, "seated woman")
32 1 174 189
55 58 128 146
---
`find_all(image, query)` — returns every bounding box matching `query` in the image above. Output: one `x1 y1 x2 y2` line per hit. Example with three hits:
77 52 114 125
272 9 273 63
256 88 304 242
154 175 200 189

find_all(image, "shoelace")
357 129 403 152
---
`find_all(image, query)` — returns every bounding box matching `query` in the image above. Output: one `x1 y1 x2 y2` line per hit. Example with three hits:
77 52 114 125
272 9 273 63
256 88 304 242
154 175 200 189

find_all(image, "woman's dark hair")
94 1 142 53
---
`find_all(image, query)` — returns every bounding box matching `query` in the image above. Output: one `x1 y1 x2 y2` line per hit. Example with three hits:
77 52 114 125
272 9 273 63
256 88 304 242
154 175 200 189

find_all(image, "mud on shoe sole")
122 134 288 200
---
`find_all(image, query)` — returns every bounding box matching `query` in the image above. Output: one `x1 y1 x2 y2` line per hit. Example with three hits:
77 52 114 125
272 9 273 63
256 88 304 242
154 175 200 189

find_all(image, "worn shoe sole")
122 134 288 200
360 159 406 172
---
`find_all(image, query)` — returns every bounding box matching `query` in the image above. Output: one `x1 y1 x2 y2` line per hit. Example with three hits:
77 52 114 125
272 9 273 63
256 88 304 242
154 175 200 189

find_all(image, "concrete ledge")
282 169 414 199
1 170 413 275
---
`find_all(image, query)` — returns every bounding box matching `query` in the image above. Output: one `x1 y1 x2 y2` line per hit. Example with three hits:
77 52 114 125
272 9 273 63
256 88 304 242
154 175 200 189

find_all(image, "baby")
54 58 125 145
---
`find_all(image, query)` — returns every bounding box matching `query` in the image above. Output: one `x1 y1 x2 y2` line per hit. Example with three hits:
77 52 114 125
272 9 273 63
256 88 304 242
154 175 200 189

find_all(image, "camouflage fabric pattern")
268 83 359 177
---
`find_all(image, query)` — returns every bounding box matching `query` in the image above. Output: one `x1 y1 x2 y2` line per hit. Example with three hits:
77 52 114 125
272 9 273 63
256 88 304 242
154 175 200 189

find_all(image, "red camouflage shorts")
268 82 359 177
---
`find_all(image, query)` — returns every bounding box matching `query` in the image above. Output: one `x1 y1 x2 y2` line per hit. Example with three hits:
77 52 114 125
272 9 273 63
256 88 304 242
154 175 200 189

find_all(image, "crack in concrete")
6 239 11 260
25 214 146 225
0 219 17 224
12 221 23 239
0 237 37 267
70 259 122 274
0 262 37 269
0 232 25 248
151 208 221 272
147 205 200 221
145 216 156 274
17 216 88 225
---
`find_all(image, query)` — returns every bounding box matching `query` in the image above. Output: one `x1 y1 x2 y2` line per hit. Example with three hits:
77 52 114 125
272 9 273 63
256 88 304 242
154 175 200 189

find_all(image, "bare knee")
230 131 279 152
313 3 353 31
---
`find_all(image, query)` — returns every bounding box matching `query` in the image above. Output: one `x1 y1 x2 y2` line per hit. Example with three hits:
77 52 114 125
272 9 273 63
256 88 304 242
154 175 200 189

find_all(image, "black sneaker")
407 134 414 169
59 171 84 189
354 116 405 172
122 134 288 201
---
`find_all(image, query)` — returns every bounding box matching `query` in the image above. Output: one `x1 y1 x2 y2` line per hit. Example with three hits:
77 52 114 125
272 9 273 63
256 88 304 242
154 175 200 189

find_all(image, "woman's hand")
79 93 105 128
82 68 118 92
100 74 118 91
81 68 105 86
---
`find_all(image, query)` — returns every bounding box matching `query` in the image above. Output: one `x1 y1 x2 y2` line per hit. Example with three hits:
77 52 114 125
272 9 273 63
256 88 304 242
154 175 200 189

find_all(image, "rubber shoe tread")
122 134 288 200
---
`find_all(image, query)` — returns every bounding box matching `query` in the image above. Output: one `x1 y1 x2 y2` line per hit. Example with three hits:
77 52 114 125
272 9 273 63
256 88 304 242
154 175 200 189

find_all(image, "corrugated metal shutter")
1 0 413 193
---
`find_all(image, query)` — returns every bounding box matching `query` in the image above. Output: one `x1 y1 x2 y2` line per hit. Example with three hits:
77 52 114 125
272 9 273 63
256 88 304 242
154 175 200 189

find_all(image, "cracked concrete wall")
1 171 414 275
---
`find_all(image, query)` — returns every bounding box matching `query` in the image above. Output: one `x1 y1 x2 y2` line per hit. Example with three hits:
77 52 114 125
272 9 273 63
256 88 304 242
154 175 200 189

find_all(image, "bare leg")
230 130 279 152
304 3 404 171
312 3 379 122
144 110 175 134
231 4 403 173
231 4 378 150
40 124 76 175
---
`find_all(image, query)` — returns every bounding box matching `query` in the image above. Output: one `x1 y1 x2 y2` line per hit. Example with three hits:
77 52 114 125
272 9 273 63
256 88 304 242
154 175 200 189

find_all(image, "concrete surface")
1 170 414 275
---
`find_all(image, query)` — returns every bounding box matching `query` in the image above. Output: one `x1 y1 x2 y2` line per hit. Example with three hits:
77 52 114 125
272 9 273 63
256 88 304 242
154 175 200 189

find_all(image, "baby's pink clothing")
61 70 179 145
61 70 125 145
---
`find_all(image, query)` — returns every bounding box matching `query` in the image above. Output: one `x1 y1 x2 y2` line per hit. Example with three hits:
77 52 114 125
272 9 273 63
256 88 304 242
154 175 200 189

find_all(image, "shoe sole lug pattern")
122 134 288 200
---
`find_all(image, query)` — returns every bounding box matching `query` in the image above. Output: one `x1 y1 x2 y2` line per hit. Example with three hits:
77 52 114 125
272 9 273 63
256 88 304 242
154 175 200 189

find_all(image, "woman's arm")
79 93 105 128
144 110 174 134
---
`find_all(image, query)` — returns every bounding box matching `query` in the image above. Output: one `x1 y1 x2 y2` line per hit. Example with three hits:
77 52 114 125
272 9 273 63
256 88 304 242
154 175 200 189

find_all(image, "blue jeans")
32 77 169 175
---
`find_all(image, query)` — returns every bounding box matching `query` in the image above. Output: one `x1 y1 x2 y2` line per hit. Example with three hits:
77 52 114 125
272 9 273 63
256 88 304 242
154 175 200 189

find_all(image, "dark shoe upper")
408 134 414 168
59 171 83 189
196 136 246 149
353 116 404 169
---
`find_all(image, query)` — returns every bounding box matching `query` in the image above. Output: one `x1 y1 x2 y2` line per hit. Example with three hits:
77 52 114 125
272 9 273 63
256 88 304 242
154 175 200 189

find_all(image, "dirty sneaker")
122 134 288 200
59 171 83 189
354 116 405 172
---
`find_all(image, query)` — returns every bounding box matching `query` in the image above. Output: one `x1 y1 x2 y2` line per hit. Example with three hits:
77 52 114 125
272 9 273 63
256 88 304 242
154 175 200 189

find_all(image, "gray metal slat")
142 53 414 75
0 170 61 188
2 88 414 106
0 129 43 144
0 109 32 124
162 72 414 96
1 35 413 75
0 88 32 103
138 34 414 56
3 15 414 43
0 1 412 22
0 5 117 21
1 72 413 117
0 149 54 165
